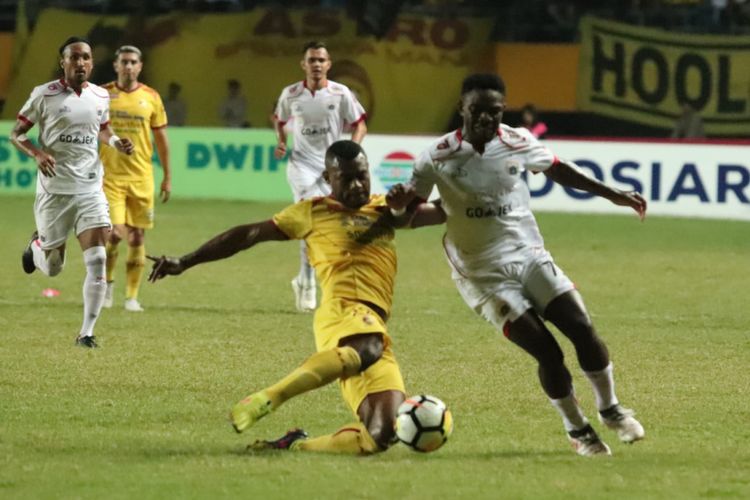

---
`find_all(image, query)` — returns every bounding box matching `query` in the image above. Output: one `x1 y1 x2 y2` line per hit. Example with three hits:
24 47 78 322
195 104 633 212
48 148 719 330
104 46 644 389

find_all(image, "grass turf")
1 195 748 499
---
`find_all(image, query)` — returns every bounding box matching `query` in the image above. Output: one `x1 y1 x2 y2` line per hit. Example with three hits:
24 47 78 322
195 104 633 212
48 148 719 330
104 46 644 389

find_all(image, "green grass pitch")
1 194 748 499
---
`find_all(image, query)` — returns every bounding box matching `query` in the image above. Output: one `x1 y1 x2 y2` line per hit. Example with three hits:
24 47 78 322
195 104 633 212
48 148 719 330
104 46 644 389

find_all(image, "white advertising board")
363 134 750 220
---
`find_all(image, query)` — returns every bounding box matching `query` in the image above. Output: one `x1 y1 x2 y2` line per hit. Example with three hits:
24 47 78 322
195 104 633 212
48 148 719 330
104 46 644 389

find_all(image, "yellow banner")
4 8 491 134
577 16 750 135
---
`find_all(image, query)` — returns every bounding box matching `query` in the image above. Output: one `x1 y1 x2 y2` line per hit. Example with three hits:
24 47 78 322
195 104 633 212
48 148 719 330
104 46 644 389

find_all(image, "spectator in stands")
519 103 548 139
163 82 187 126
671 102 705 139
218 79 248 128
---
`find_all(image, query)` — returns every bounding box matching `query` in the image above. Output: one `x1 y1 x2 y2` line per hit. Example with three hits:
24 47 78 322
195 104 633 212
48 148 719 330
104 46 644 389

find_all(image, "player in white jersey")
387 74 647 457
274 40 367 312
10 36 134 348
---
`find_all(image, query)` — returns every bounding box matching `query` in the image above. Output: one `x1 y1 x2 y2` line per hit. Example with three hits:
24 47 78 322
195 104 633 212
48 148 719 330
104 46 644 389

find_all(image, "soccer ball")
395 394 453 452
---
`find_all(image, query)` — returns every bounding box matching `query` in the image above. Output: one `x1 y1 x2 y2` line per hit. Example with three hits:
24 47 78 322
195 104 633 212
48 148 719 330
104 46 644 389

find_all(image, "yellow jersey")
273 195 397 316
100 82 167 180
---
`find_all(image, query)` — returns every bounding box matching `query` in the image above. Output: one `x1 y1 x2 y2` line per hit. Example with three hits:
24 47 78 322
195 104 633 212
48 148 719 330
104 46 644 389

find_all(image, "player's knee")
46 249 65 276
341 334 384 372
335 346 362 378
128 230 144 247
367 419 397 451
109 230 123 245
83 246 107 272
357 338 384 371
538 342 565 368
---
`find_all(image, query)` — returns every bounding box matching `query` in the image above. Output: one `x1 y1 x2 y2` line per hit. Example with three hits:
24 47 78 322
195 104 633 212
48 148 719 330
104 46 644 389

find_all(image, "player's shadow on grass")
147 304 299 316
1 300 300 317
233 447 572 460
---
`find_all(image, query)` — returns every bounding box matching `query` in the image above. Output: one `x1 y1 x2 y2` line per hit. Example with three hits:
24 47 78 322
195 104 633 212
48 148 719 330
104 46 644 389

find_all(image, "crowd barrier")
1 123 747 220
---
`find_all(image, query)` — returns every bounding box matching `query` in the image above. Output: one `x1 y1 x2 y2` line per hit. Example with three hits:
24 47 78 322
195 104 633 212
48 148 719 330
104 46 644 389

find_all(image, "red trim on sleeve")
100 121 110 131
17 114 34 126
455 128 463 142
350 113 367 125
502 321 511 338
533 155 560 175
274 113 288 126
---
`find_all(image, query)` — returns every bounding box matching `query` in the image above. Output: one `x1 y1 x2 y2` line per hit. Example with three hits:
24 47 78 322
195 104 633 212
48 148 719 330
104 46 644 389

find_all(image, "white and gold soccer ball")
395 394 453 452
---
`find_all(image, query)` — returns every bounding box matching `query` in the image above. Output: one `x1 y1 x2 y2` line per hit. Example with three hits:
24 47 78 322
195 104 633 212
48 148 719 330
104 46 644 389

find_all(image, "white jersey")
412 124 558 271
18 79 110 195
275 79 366 178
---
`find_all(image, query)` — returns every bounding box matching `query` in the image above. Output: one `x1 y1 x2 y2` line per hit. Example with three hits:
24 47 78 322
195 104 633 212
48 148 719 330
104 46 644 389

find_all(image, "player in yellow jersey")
147 140 442 454
100 45 171 312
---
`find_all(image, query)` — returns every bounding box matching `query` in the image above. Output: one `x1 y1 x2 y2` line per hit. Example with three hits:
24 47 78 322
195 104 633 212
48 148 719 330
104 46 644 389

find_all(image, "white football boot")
124 298 144 312
568 424 612 457
291 278 316 312
599 404 645 443
103 282 114 308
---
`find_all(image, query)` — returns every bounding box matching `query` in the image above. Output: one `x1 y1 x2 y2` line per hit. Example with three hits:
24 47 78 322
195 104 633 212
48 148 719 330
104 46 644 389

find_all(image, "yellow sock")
293 422 380 454
125 244 145 299
105 241 119 283
265 346 361 409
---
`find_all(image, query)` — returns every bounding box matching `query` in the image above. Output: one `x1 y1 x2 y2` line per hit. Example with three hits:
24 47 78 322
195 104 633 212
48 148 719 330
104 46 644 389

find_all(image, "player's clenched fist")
386 183 417 212
115 137 135 155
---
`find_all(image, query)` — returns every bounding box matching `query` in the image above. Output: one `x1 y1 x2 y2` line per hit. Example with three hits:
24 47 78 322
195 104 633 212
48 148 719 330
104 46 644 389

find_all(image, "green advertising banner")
0 122 293 200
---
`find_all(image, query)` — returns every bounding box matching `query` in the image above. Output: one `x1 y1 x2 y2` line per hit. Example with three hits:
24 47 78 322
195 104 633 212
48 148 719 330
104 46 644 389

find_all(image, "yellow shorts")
104 177 154 229
314 298 405 415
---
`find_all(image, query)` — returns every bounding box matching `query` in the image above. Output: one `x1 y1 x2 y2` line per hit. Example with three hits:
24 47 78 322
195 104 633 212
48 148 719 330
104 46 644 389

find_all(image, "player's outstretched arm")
544 159 647 220
147 220 288 282
273 118 288 160
153 127 172 203
410 200 447 228
351 119 367 143
10 119 57 177
386 183 446 228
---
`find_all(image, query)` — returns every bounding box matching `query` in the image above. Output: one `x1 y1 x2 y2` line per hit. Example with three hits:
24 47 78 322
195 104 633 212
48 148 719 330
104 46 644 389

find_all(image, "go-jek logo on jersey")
301 125 331 136
375 151 414 190
58 134 96 145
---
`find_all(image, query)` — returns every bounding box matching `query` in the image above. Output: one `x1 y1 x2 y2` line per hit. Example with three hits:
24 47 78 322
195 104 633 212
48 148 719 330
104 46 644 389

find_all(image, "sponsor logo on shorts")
58 105 71 114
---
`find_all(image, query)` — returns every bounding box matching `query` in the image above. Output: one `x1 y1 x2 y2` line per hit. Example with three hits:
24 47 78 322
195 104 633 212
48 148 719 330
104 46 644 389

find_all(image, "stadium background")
1 2 749 498
0 0 748 219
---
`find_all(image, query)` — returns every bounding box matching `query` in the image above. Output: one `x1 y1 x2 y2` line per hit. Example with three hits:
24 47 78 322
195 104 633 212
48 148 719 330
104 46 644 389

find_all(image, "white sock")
32 242 64 276
550 391 589 432
297 241 315 288
80 246 107 338
583 362 619 411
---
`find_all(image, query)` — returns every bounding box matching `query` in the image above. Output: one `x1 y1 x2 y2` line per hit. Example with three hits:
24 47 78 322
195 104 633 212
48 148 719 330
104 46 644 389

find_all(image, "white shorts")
287 161 331 202
34 190 111 250
449 247 574 330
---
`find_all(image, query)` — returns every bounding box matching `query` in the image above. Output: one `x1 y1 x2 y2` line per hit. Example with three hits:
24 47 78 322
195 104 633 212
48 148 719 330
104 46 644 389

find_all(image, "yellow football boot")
230 391 273 433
